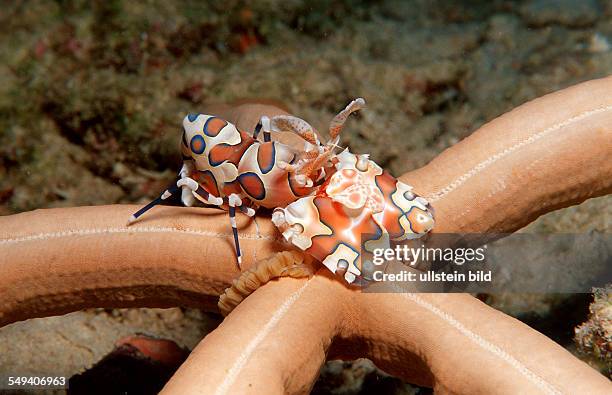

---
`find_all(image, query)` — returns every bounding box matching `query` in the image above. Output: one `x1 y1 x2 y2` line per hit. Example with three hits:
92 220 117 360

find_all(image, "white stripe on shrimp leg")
228 194 243 267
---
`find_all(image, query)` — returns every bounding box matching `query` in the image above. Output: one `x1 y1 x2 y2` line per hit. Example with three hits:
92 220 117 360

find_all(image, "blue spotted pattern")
190 135 206 154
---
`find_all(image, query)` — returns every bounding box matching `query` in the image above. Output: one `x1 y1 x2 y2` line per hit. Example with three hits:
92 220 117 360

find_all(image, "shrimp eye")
403 190 415 201
356 155 369 171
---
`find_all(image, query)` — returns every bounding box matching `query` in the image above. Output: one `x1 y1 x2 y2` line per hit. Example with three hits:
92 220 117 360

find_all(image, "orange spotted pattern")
193 170 220 197
256 142 276 174
305 197 383 270
203 117 228 137
374 172 407 239
208 131 254 166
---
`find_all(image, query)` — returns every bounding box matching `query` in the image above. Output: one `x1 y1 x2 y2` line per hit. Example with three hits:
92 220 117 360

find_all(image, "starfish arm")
162 273 343 395
402 76 612 235
0 204 286 326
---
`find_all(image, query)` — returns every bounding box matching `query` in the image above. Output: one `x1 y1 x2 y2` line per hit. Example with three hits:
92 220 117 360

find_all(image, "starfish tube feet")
218 250 314 316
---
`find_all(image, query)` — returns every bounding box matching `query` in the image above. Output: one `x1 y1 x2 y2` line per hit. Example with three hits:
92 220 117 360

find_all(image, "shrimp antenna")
328 98 366 141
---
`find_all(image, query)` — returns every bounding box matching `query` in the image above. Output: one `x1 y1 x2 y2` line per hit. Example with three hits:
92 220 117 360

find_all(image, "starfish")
1 77 611 394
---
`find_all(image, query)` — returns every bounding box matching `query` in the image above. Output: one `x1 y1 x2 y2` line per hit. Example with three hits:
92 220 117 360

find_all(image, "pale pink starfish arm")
403 76 612 234
0 204 283 325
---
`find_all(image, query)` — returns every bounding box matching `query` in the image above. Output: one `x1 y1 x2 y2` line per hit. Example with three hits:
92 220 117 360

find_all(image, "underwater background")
0 1 610 393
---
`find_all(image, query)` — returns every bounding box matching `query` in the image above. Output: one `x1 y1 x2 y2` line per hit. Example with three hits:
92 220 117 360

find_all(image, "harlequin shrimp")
127 99 366 265
128 98 434 314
